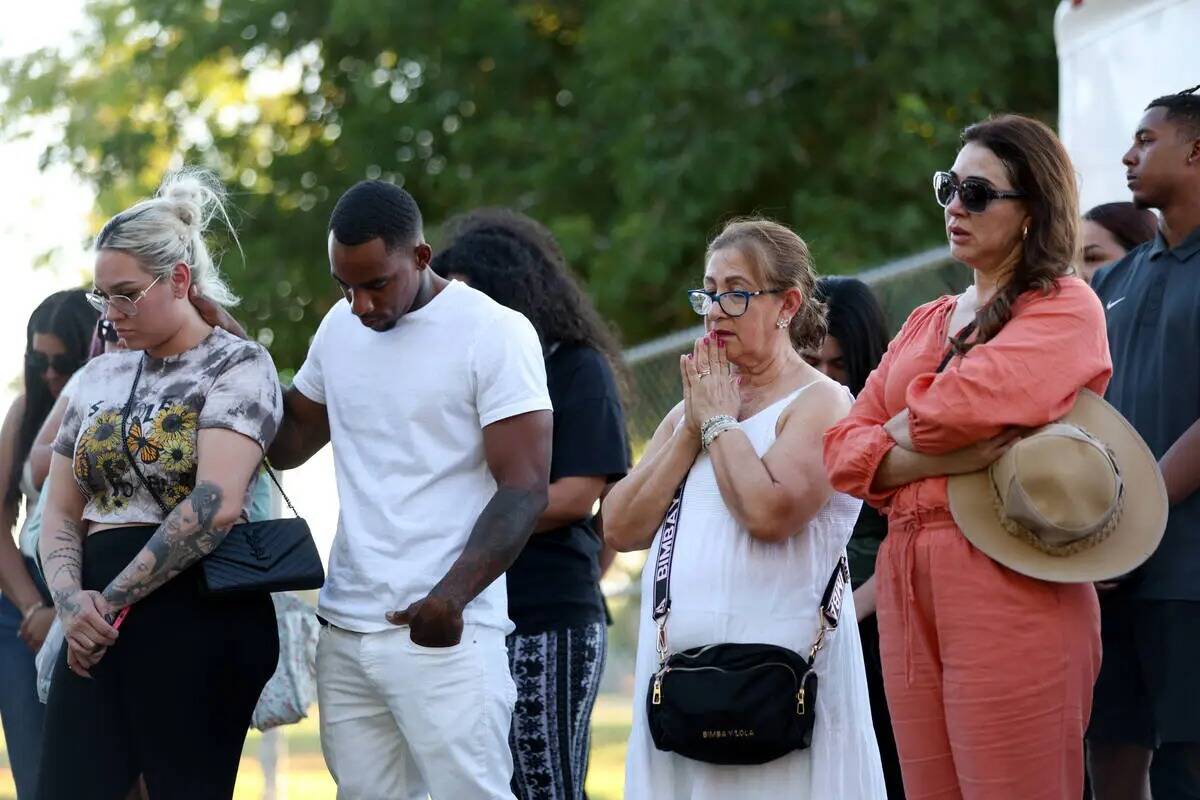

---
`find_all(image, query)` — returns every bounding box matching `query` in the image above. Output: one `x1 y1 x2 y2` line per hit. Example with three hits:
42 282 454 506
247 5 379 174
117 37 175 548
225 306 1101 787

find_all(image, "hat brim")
947 389 1167 583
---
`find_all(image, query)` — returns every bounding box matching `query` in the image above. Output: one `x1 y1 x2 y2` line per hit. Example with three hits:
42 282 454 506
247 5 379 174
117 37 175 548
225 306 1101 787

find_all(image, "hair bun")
94 165 242 308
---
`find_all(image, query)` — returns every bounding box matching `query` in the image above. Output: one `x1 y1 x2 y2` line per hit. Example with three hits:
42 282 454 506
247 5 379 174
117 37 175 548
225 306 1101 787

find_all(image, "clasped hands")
59 590 120 679
679 334 741 438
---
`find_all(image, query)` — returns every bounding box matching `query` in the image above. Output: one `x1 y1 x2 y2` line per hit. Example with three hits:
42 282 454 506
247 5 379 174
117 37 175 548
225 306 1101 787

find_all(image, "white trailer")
1056 0 1200 213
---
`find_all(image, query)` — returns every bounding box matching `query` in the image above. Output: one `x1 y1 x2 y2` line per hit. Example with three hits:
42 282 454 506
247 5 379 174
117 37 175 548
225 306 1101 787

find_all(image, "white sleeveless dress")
624 382 887 799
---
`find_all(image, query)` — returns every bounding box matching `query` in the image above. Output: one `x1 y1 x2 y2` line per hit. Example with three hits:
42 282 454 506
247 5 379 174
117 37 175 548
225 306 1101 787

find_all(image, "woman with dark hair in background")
1079 202 1158 283
803 275 904 798
433 209 630 800
0 289 97 798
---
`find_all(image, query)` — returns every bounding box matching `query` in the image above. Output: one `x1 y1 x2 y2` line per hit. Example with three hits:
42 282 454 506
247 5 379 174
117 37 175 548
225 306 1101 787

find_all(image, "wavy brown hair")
955 115 1080 351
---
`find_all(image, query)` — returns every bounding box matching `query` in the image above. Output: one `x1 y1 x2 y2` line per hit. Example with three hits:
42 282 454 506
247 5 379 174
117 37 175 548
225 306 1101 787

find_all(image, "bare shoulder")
777 378 852 435
0 394 26 464
2 393 26 431
6 393 26 420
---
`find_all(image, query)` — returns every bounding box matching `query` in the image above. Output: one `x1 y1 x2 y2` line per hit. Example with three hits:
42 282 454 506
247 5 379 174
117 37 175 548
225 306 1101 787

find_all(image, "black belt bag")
645 479 849 765
121 355 325 596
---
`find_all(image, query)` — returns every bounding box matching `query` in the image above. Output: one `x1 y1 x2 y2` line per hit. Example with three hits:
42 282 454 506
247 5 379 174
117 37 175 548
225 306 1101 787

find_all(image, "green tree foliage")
1 0 1058 369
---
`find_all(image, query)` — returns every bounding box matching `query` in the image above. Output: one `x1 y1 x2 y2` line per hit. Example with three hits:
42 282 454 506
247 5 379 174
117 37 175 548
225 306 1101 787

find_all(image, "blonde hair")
706 218 827 350
94 168 240 306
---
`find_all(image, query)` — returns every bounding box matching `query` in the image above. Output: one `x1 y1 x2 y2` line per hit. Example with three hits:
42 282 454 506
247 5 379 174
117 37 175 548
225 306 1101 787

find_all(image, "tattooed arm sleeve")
101 428 264 610
39 453 89 616
426 410 553 610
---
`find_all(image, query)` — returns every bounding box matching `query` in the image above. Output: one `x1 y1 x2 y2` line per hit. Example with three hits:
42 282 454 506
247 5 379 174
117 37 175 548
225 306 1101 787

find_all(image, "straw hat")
947 389 1167 583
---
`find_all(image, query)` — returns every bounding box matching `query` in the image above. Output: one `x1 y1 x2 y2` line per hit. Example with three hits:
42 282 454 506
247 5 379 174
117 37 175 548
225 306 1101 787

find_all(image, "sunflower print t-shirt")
52 328 283 525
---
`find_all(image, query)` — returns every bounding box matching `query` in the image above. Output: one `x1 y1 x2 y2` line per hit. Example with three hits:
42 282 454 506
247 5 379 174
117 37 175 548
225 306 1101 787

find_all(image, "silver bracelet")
701 415 739 450
700 414 736 439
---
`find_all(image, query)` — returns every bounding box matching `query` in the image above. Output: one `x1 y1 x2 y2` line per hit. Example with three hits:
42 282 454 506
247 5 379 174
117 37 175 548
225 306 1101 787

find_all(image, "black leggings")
37 526 279 800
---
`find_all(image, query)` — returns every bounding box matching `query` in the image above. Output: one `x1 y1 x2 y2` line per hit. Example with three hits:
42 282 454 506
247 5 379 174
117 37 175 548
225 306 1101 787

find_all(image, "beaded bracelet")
701 414 739 450
700 413 735 438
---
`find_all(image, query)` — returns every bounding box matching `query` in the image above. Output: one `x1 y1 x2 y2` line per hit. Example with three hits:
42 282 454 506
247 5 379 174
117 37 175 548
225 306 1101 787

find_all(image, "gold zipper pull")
652 672 664 705
796 687 806 716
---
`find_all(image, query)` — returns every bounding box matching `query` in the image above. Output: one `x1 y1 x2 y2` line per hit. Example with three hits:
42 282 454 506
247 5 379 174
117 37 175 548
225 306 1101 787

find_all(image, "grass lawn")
0 694 633 799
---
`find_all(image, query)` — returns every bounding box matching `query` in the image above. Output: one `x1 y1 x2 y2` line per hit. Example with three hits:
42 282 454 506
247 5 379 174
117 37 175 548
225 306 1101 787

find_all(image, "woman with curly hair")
433 209 630 800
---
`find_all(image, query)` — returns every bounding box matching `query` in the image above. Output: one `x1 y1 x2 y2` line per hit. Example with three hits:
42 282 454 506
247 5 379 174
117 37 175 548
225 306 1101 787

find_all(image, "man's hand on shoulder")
190 286 248 339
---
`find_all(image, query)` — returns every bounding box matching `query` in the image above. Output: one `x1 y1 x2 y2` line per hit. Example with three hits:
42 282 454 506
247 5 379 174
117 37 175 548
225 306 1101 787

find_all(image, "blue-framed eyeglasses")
687 288 785 317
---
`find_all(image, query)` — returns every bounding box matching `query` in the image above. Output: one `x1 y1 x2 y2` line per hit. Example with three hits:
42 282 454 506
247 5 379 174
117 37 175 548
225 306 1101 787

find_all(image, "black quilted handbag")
193 495 324 596
121 356 325 596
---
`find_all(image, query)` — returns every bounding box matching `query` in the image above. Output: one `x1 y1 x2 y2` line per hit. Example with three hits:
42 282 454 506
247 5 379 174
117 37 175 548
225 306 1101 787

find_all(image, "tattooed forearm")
428 485 547 610
48 555 83 591
51 588 82 620
102 481 231 609
41 520 85 618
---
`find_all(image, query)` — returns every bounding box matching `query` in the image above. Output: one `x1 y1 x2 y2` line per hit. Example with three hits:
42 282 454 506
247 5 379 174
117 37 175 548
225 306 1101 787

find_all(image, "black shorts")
1087 592 1200 748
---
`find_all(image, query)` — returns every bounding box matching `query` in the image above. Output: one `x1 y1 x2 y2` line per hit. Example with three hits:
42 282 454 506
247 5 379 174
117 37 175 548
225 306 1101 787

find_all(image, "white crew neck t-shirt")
293 280 552 633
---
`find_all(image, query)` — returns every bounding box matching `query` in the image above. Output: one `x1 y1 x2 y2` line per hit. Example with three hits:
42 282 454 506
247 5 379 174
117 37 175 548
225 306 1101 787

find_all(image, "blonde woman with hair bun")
36 168 284 799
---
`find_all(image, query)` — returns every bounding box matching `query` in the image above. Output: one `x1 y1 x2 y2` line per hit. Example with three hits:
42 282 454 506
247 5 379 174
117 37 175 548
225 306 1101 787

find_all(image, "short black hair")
328 180 423 251
1146 84 1200 141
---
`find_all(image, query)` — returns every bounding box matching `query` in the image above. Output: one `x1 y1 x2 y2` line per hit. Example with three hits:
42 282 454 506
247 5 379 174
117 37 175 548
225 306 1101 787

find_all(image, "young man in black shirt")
1089 85 1200 800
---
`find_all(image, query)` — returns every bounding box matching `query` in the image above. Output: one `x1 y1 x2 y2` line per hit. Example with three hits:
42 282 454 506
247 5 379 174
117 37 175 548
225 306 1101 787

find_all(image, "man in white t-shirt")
265 181 553 800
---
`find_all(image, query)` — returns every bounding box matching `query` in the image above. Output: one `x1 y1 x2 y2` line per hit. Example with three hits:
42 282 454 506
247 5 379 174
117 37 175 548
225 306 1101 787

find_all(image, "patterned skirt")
506 622 608 800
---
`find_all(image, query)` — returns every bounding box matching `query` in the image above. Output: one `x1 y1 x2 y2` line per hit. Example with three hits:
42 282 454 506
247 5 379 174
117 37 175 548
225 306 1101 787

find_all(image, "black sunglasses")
26 350 81 375
933 171 1025 214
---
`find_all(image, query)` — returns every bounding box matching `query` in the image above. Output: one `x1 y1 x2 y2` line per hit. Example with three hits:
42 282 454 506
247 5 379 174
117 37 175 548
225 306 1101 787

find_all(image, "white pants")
317 622 518 800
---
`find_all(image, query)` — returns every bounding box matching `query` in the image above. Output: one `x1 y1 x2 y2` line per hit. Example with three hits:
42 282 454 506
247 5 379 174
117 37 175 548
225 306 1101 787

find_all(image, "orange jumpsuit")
824 278 1111 799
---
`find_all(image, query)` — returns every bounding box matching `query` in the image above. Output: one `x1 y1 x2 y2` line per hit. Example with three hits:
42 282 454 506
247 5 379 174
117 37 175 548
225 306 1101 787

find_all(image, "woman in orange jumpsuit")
824 115 1111 799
